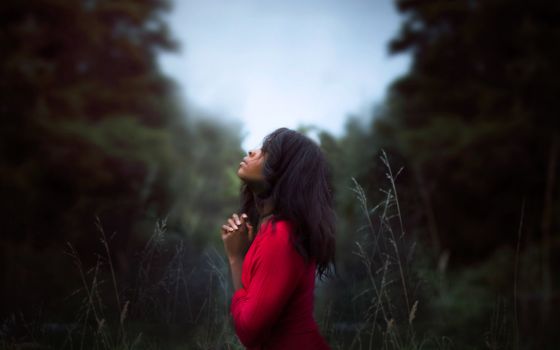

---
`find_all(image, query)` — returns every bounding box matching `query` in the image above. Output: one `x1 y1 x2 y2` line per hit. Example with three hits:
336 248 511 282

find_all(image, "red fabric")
230 219 331 350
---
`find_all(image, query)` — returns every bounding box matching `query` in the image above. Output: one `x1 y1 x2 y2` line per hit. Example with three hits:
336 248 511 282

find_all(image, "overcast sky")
159 0 410 151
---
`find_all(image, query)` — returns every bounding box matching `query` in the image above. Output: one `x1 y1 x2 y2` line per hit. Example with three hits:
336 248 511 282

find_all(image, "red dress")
230 218 331 350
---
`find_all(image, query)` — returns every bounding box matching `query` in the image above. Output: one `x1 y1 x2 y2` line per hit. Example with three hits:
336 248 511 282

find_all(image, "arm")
229 257 244 292
230 221 306 347
221 213 254 292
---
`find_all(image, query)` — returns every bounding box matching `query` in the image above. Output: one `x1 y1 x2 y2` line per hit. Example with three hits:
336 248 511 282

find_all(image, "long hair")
240 128 336 280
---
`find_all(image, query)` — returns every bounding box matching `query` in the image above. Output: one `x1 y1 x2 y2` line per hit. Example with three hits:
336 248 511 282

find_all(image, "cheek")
246 163 264 180
255 161 265 175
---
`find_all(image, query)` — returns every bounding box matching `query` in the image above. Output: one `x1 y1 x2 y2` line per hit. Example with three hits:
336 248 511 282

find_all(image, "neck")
245 179 270 198
256 198 274 232
253 193 274 218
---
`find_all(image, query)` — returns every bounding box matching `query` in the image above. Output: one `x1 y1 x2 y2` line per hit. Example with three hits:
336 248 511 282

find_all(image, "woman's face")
237 148 266 182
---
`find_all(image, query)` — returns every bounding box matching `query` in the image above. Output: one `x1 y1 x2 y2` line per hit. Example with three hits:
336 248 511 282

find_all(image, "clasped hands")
221 213 255 263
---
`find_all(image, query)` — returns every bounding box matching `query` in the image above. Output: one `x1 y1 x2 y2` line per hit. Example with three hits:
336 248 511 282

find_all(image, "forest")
1 0 558 349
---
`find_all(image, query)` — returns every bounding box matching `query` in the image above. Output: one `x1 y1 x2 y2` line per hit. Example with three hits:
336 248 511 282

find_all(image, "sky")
158 0 410 151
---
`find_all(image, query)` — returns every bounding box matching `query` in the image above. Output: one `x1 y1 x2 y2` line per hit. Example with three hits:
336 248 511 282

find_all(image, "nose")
248 149 255 157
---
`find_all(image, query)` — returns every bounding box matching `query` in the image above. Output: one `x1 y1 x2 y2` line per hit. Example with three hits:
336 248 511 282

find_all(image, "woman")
220 127 335 349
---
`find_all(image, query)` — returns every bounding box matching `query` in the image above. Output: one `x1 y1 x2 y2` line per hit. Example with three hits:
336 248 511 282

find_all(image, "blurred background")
0 0 558 349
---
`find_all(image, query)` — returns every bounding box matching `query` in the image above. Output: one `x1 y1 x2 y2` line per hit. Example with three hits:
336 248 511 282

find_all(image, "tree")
370 0 560 261
0 0 244 319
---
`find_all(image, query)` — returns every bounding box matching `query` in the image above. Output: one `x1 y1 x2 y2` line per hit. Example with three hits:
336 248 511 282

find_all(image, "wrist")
228 256 244 265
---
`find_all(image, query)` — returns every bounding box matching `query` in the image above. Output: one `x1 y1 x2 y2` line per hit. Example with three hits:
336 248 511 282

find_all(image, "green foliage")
365 0 560 261
0 0 181 243
0 0 243 325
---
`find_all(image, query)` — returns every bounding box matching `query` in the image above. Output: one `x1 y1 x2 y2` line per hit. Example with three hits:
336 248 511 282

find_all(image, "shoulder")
255 217 295 249
261 217 293 237
254 218 305 266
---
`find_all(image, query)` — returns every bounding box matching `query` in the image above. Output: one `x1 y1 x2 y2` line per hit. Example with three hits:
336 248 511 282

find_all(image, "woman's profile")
220 127 335 349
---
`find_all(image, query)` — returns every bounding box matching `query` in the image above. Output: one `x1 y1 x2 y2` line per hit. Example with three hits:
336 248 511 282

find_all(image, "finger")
222 224 233 233
241 213 248 222
246 222 254 240
227 218 238 230
232 213 241 226
221 225 230 239
238 213 246 225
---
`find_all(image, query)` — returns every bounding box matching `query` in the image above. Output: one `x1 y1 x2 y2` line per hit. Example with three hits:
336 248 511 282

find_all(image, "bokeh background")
1 0 558 349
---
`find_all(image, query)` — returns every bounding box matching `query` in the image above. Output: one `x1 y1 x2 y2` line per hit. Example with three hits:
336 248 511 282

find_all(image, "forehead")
243 145 260 152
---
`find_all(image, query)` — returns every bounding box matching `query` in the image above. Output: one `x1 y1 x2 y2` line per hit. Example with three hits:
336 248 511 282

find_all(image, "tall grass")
0 217 242 350
337 150 423 350
319 150 526 350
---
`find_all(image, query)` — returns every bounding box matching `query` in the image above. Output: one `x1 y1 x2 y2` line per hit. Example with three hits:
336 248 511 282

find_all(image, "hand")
220 213 254 263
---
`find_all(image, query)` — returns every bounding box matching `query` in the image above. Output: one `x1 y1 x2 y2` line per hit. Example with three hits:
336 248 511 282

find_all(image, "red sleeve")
230 221 306 347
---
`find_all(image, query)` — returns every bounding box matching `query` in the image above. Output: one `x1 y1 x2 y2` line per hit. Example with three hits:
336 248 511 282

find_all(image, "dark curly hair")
240 128 336 280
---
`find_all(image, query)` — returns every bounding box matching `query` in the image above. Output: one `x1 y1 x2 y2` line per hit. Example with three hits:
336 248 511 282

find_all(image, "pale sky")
158 0 409 151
